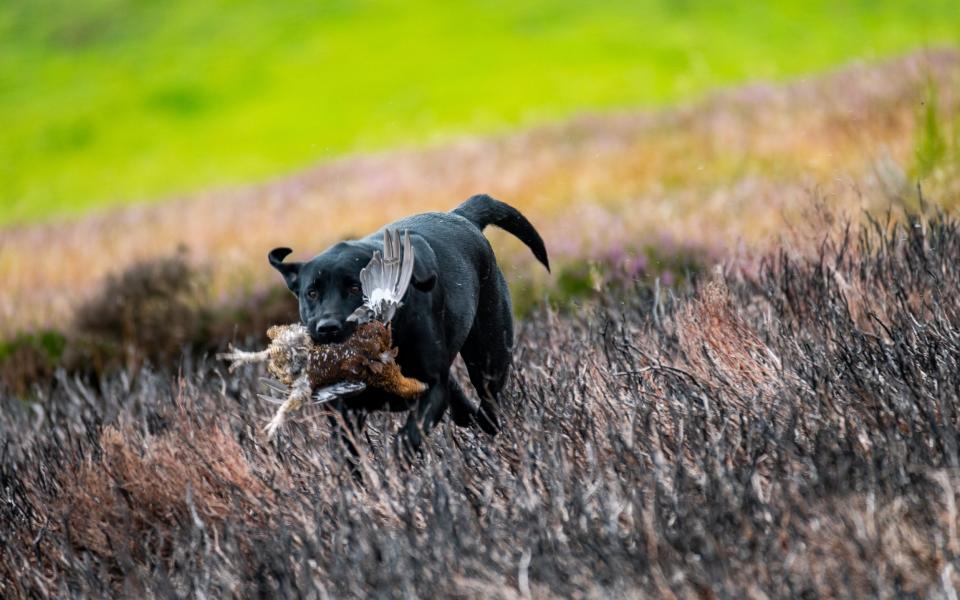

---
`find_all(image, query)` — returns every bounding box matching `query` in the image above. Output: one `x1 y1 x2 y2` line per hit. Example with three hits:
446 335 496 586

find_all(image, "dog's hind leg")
448 377 478 427
447 365 500 434
461 346 507 436
459 275 514 436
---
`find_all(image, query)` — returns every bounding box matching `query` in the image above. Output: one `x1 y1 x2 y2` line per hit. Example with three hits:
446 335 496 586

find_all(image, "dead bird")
220 320 426 440
220 229 427 440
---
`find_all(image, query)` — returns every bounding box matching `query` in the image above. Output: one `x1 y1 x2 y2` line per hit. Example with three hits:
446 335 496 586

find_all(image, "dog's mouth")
310 331 347 345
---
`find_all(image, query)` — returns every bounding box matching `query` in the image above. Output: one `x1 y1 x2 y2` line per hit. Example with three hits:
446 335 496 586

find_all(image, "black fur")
268 194 550 457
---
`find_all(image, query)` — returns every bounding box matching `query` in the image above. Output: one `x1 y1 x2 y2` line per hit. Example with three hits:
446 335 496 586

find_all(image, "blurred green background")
2 0 958 225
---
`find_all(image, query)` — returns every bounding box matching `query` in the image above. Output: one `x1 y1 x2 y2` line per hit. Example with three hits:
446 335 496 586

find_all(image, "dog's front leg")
398 378 448 457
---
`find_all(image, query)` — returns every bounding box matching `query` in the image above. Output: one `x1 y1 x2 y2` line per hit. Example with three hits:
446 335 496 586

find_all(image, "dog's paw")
396 424 424 463
475 399 501 435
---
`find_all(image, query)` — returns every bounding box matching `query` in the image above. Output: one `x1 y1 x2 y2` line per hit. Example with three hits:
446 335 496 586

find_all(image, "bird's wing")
312 380 367 404
347 228 416 324
394 230 415 303
258 378 367 407
258 377 290 405
359 250 384 298
383 228 400 297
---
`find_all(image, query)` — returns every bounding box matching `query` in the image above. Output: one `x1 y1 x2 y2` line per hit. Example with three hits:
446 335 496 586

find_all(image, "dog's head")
269 239 436 344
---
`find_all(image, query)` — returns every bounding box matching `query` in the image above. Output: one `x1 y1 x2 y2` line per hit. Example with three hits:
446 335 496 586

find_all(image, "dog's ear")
412 271 437 292
268 247 302 293
408 235 438 293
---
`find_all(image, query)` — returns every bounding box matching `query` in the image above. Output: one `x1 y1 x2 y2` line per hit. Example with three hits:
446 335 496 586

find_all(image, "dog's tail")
453 194 550 272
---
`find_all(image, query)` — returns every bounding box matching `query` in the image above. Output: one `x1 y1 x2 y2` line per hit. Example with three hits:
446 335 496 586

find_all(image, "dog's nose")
312 318 343 341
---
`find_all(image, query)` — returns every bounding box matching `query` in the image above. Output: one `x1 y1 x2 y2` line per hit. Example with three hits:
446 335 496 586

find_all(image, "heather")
3 208 960 597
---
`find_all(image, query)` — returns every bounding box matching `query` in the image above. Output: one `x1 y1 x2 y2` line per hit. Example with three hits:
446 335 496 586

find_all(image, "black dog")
268 194 549 455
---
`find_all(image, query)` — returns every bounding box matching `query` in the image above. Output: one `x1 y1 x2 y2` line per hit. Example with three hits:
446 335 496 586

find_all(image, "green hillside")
2 0 958 224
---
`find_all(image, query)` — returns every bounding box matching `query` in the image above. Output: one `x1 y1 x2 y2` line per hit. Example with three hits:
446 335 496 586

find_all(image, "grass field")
2 0 959 224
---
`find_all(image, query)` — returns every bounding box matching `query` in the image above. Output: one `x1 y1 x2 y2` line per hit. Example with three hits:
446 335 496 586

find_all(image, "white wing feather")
347 228 415 324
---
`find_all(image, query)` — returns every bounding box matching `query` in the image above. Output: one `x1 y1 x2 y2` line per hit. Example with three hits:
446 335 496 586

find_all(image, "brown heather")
3 208 960 597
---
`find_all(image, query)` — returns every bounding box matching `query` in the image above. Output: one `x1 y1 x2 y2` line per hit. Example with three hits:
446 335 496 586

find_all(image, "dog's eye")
348 284 362 296
306 289 319 300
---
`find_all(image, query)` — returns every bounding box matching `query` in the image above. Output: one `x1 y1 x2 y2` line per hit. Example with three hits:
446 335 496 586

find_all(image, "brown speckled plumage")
219 321 426 439
265 321 426 397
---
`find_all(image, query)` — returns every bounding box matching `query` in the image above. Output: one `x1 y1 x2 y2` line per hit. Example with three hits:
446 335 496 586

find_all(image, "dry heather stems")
2 211 960 597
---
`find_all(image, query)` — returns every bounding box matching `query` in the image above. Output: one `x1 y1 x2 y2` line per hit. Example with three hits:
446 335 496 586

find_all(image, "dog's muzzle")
311 318 345 343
